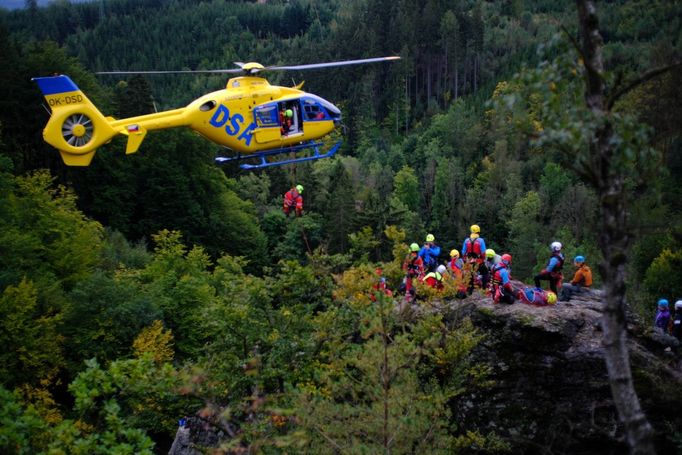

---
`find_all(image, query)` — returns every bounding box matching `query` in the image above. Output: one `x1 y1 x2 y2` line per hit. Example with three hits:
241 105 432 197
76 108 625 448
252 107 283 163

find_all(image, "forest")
0 0 681 453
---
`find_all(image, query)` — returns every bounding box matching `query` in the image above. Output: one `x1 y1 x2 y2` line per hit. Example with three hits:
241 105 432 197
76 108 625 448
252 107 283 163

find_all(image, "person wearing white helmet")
673 300 682 341
422 264 447 290
534 241 565 294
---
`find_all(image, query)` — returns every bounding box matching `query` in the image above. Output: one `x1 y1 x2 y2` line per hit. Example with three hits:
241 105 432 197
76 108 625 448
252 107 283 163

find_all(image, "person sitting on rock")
558 255 592 301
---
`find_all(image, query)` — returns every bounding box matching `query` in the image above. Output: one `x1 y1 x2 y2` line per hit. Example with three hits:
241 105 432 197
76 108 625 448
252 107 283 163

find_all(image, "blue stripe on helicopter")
32 75 79 95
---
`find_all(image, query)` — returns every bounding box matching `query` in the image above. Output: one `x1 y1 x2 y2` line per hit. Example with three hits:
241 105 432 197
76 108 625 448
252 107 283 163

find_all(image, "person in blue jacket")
418 233 441 273
534 241 564 294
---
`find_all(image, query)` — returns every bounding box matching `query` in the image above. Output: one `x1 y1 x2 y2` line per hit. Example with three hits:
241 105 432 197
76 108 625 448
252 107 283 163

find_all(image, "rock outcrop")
168 287 682 454
443 286 682 454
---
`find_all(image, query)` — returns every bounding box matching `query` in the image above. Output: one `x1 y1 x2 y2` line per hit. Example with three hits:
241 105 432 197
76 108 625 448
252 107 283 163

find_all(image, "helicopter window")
253 104 279 127
199 100 217 112
301 97 331 121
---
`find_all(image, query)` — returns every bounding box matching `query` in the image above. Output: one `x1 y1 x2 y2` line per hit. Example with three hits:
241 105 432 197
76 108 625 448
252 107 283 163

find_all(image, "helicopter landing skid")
215 140 342 170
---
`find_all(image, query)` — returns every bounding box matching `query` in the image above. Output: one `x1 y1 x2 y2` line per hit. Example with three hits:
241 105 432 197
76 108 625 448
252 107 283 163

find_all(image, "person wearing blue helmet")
654 298 671 333
558 255 593 301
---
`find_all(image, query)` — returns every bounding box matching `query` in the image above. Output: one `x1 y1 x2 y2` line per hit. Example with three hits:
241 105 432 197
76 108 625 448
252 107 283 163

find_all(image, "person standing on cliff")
654 299 671 334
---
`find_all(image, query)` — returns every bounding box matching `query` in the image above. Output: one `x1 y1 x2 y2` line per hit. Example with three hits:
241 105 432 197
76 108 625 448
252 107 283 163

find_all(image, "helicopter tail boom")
33 75 123 166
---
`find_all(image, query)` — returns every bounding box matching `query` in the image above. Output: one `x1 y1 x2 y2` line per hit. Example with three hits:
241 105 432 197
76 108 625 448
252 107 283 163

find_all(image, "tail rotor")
62 113 94 148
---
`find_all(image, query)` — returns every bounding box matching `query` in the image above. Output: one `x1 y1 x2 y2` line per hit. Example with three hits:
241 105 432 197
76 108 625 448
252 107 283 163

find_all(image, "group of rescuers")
283 186 593 305
397 224 592 305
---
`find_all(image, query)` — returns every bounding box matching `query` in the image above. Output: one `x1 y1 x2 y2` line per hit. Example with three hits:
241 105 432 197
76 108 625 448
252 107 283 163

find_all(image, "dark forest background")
0 0 681 453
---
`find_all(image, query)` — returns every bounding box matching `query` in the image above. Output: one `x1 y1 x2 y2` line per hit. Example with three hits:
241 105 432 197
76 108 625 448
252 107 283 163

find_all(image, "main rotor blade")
95 56 400 76
264 56 401 72
96 69 244 75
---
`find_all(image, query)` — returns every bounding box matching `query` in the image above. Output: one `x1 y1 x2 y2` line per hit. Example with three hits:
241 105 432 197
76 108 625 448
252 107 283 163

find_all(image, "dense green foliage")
0 0 680 452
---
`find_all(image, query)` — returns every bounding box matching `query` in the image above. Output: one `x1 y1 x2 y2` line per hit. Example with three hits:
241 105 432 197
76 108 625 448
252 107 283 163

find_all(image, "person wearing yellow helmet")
448 249 463 275
481 248 501 291
399 242 425 302
418 233 441 273
280 105 294 135
448 249 467 298
283 184 304 217
461 224 487 295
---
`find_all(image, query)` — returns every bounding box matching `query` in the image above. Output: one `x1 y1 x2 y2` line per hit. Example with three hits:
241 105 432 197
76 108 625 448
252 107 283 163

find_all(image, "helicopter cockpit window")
254 104 279 127
302 97 329 121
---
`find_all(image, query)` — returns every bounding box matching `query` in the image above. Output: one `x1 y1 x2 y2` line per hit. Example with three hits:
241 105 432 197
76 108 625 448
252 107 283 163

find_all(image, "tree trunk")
575 1 655 453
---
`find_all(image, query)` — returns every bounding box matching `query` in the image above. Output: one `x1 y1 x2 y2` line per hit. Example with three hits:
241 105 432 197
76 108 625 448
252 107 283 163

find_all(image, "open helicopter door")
252 103 281 144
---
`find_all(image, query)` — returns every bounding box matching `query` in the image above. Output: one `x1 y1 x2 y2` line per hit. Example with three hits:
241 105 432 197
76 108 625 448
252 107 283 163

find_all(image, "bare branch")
315 425 345 453
559 23 587 65
607 61 682 110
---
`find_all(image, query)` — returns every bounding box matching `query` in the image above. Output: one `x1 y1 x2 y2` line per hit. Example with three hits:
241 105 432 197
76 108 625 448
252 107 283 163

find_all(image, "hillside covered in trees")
0 0 681 453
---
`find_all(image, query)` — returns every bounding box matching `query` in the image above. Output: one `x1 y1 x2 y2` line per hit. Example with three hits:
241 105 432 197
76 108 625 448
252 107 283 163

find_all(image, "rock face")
444 286 682 454
168 286 682 454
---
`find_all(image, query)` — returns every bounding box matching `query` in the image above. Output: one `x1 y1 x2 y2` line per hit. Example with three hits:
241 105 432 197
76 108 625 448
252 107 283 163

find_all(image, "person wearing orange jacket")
283 184 304 216
558 255 592 301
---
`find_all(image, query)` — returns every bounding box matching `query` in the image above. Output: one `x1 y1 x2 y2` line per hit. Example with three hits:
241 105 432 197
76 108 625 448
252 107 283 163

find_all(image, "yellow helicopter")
33 56 400 170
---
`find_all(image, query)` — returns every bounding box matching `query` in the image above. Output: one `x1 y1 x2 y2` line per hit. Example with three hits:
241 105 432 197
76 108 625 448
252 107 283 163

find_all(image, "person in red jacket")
422 265 447 290
283 184 304 216
399 243 424 301
370 268 394 302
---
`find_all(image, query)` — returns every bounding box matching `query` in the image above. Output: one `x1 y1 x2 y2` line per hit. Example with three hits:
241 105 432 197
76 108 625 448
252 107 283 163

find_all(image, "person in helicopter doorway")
280 108 293 135
461 224 487 294
418 234 441 273
534 241 564 294
558 255 592 301
283 184 304 217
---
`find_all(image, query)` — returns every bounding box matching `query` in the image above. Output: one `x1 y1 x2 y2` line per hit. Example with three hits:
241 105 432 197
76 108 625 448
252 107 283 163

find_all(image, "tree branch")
607 61 682 109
